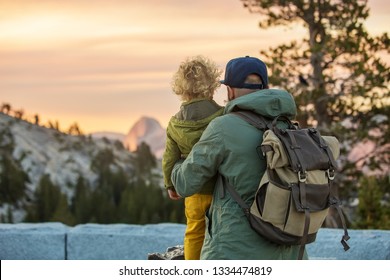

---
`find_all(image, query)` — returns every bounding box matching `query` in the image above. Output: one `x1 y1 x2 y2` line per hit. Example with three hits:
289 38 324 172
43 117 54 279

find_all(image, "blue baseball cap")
220 56 268 89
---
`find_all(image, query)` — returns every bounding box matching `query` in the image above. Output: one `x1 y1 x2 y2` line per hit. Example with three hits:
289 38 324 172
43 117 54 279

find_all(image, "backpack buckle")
298 171 307 182
326 169 335 180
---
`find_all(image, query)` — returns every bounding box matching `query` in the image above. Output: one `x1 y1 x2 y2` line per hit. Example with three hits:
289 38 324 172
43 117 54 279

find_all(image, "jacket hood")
169 99 224 130
224 89 297 119
168 107 224 140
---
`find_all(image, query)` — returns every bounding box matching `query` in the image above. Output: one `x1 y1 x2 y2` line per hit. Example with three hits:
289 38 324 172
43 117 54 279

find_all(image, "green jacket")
162 98 224 194
172 89 307 260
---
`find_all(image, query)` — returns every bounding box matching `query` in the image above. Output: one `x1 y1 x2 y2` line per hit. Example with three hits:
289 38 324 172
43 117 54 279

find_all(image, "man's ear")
227 86 235 101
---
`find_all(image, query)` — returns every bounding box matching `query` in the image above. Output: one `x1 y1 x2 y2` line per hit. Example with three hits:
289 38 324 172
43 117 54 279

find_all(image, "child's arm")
162 132 182 199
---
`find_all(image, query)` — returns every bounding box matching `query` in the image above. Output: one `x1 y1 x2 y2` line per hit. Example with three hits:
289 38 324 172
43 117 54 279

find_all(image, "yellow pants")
184 193 212 260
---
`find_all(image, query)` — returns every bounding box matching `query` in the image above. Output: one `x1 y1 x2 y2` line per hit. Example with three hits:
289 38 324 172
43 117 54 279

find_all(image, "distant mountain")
123 116 166 159
0 112 136 222
89 117 167 159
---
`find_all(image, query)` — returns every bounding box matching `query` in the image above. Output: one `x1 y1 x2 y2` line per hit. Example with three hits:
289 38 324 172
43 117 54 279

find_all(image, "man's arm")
171 118 225 197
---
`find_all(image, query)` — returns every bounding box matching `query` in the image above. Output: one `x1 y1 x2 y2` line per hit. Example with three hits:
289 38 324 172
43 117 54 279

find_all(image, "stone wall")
0 223 389 260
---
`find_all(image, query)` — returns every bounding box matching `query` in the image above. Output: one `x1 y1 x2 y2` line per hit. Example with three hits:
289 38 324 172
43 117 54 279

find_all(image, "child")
162 55 224 260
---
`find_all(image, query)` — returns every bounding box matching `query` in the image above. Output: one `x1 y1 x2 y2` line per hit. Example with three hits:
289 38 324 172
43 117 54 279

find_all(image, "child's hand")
168 188 182 200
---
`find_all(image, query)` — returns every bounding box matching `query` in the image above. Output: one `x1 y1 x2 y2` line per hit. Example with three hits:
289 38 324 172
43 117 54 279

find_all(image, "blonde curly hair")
171 55 222 101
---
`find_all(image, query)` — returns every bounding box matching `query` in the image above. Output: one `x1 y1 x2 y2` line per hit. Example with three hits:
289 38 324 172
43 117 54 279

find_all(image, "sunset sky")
1 0 389 134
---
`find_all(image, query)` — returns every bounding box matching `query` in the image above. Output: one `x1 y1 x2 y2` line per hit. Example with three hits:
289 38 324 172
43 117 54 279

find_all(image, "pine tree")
0 155 29 205
118 185 138 223
91 148 115 187
134 142 156 177
71 176 93 224
241 0 389 227
25 174 72 223
111 169 128 207
51 194 75 225
355 176 390 229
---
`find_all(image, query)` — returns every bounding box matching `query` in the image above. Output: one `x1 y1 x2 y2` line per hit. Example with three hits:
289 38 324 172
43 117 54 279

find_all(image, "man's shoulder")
204 112 242 135
209 112 235 124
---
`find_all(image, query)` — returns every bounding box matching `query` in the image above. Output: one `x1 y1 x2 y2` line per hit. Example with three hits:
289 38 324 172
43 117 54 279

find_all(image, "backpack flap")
273 127 335 172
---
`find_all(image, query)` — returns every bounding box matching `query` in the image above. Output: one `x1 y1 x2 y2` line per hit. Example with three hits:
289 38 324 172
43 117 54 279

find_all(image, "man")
171 56 305 259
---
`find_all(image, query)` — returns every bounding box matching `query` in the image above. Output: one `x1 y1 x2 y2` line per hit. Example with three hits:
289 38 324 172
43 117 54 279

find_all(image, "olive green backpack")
224 111 350 259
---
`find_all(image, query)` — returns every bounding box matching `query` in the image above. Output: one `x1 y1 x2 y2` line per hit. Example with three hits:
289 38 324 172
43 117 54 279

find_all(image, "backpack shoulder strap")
220 175 251 217
225 111 270 216
230 110 270 131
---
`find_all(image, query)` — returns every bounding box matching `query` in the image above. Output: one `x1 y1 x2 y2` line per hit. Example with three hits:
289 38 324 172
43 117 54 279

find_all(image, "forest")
0 117 185 226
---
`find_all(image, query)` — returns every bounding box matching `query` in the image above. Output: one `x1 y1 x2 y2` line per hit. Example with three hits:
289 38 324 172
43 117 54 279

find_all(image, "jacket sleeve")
171 118 225 197
162 129 181 189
